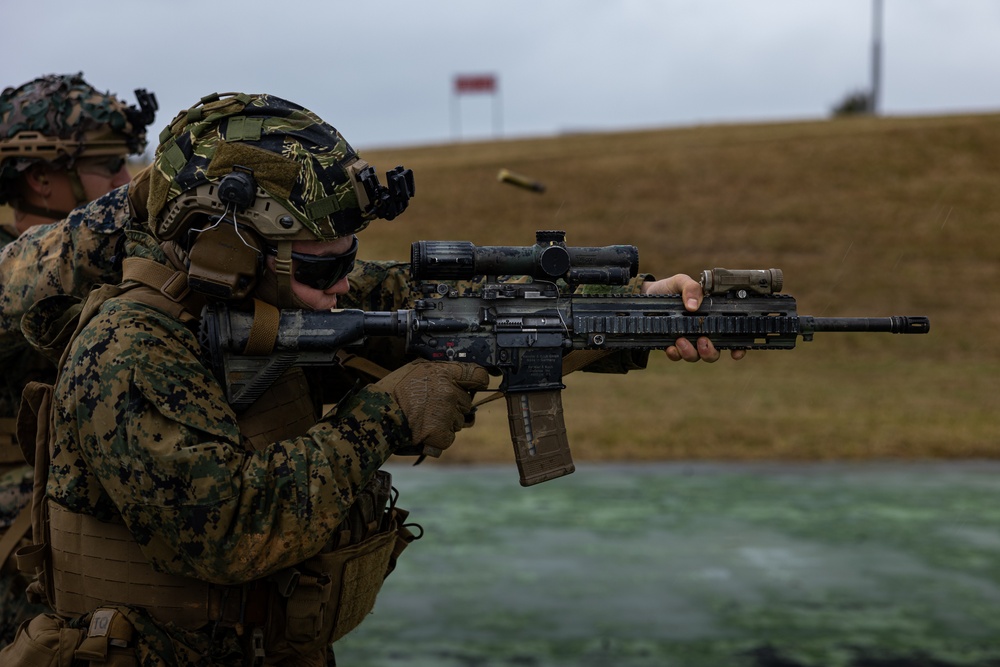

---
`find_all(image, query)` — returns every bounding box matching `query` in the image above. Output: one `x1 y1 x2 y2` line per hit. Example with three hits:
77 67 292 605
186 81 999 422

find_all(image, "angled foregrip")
505 390 575 486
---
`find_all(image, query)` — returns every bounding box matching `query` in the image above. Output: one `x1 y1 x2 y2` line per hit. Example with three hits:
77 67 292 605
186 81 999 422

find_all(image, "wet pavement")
334 461 1000 666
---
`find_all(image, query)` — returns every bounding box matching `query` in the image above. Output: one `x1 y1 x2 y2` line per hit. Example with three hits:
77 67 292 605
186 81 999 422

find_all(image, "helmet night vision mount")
351 161 415 222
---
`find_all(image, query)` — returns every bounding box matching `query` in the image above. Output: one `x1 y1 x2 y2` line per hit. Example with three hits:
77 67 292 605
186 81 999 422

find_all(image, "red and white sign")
454 74 497 94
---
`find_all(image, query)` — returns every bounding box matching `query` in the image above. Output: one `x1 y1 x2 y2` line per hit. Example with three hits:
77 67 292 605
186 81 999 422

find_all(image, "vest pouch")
73 608 138 667
0 613 86 666
287 528 396 652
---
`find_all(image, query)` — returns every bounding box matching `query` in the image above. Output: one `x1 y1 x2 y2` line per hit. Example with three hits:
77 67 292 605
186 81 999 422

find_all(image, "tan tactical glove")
373 359 490 457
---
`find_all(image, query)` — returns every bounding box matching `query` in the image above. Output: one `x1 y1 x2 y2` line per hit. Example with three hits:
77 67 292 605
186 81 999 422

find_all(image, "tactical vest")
15 257 417 661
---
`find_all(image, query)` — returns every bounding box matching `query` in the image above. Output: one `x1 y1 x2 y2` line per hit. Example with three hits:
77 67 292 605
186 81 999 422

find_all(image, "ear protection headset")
186 166 267 300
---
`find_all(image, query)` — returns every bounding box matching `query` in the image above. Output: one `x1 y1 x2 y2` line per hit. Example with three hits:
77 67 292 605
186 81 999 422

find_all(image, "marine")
0 73 156 648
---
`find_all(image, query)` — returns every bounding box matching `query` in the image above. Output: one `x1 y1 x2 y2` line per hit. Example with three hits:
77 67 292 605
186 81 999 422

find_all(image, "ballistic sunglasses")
268 235 358 290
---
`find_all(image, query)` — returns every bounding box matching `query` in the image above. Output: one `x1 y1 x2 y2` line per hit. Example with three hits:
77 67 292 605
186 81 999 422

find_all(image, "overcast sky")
3 1 998 151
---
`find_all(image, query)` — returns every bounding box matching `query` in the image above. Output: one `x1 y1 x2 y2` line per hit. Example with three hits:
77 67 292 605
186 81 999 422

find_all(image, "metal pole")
493 88 503 139
451 90 461 141
871 0 883 114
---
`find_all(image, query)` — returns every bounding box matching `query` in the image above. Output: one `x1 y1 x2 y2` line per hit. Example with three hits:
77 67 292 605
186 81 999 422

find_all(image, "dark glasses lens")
274 236 358 290
105 156 127 173
77 155 127 175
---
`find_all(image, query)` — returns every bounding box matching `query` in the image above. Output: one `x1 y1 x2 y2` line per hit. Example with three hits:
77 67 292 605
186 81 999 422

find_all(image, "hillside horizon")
2 112 996 461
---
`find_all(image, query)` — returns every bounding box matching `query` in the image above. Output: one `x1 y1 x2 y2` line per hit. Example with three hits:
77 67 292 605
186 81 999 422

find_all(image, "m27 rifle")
201 231 930 487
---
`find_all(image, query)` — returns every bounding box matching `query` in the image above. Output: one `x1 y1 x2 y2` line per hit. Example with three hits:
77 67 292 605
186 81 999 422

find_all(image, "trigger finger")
450 407 465 433
457 364 490 389
455 391 473 415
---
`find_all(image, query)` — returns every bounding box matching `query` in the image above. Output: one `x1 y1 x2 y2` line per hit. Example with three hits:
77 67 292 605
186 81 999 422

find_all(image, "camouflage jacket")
48 281 408 582
0 199 120 648
0 189 126 422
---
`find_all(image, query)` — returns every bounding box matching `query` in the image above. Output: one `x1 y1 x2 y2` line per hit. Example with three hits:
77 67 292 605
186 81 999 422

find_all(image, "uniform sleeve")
51 299 407 585
343 259 416 311
0 187 127 357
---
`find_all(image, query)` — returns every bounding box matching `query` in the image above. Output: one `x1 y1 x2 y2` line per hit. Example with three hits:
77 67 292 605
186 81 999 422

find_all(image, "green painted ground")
334 461 1000 667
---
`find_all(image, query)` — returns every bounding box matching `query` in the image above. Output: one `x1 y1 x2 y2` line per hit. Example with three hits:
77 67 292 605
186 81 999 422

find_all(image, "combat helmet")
143 92 414 303
0 72 157 207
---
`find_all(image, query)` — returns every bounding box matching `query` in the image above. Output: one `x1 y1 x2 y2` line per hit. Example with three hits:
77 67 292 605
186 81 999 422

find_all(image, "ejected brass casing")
497 168 546 193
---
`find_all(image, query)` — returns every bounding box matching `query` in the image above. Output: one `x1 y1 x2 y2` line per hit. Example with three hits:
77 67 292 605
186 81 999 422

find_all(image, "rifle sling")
243 299 280 356
120 256 206 323
337 351 393 382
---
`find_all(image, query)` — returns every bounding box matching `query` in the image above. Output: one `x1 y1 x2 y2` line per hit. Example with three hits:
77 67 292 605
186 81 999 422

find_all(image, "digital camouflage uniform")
1 195 652 665
0 210 33 637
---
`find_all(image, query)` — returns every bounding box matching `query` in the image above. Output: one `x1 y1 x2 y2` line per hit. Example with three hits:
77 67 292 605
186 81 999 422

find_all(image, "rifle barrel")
806 316 930 334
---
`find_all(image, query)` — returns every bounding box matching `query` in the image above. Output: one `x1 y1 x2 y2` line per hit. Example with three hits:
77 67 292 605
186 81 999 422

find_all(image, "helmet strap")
66 169 89 206
12 200 72 223
273 241 297 308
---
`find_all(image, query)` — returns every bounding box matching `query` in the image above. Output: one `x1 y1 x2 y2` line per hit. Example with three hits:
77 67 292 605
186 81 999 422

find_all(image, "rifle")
200 231 930 487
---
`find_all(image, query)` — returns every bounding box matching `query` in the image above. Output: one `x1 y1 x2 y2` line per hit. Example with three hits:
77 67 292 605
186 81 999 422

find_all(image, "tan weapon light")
700 268 784 297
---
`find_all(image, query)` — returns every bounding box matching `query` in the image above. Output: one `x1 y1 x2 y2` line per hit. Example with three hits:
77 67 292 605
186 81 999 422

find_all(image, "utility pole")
870 0 883 114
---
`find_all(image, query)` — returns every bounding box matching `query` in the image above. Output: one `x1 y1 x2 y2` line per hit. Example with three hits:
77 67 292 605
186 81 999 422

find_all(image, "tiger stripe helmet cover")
147 92 369 242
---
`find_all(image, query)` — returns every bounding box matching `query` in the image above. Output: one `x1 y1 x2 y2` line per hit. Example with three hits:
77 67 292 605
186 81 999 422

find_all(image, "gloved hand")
373 359 490 457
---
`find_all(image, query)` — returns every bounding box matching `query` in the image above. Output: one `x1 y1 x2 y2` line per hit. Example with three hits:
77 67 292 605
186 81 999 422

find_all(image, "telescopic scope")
411 230 639 285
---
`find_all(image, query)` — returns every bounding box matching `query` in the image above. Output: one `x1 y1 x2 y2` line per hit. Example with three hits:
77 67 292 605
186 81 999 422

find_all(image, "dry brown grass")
4 115 996 461
360 114 999 463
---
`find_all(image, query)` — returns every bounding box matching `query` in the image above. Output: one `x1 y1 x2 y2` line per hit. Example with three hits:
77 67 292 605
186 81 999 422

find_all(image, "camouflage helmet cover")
0 73 152 202
147 92 371 242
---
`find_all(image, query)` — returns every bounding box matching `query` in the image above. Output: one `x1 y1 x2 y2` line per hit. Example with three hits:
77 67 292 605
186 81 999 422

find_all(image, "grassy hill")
357 114 999 462
3 114 996 461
